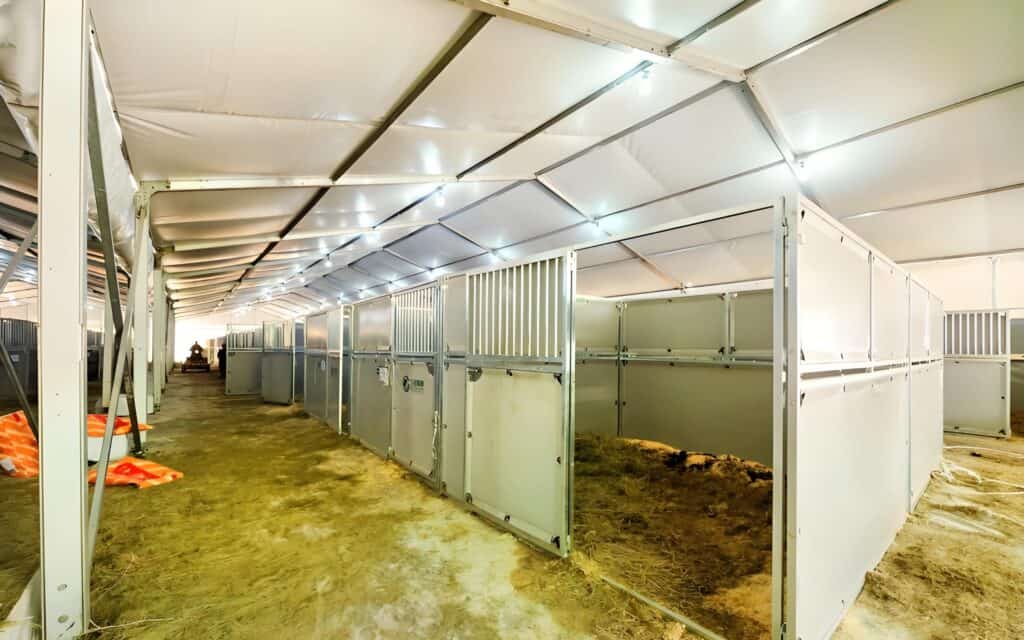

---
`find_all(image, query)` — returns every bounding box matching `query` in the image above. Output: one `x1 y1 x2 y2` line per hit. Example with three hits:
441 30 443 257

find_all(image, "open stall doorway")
572 205 778 639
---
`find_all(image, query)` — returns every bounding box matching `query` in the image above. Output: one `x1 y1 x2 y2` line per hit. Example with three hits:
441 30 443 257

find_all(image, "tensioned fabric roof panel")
116 110 372 181
90 0 472 121
543 85 782 216
644 233 773 287
388 225 482 269
445 182 583 248
350 17 637 177
597 163 794 236
622 209 774 257
294 183 441 233
686 0 887 69
151 188 319 225
154 217 291 244
325 268 385 292
469 64 721 179
751 0 1024 153
352 251 421 282
161 243 267 266
544 0 738 43
807 87 1024 215
385 180 518 227
577 258 666 298
843 188 1024 263
576 243 634 269
499 223 605 262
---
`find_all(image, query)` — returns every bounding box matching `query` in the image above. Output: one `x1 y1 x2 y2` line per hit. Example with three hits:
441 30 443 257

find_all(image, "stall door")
261 352 294 404
351 356 391 457
391 361 436 479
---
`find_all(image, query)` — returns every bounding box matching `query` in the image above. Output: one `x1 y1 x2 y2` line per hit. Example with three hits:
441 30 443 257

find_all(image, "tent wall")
785 198 944 640
351 297 392 456
907 253 1024 311
463 254 573 556
943 310 1011 438
260 319 295 405
225 324 262 395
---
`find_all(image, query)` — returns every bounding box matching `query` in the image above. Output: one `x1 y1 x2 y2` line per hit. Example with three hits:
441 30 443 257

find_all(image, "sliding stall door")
261 320 294 405
351 297 392 457
226 324 262 396
464 255 574 556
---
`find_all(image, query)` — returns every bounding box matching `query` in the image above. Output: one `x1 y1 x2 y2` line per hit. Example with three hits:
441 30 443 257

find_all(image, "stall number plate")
402 377 425 393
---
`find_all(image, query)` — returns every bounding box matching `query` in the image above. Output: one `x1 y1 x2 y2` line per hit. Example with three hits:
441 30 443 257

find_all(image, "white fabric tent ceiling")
6 0 1022 318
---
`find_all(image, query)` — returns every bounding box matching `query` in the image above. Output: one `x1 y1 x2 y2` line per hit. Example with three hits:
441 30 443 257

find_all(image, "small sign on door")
377 366 389 386
402 376 424 393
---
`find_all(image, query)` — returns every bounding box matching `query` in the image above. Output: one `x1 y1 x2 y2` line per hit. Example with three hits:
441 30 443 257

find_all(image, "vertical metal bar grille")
943 310 1009 357
467 257 565 359
392 285 438 355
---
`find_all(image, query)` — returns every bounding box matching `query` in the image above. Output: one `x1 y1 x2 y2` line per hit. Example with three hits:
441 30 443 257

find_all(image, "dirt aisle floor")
574 434 772 640
1 372 689 639
835 428 1024 639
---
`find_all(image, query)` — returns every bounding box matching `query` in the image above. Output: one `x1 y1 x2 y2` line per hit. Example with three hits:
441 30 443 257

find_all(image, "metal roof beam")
451 0 745 82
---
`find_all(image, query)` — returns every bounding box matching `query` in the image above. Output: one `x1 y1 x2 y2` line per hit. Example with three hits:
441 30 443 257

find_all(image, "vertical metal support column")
101 278 114 407
167 306 175 373
38 0 89 635
152 261 165 409
132 205 150 422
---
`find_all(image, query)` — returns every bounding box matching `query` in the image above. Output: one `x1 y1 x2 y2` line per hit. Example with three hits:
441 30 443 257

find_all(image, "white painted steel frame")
38 0 89 635
132 209 150 422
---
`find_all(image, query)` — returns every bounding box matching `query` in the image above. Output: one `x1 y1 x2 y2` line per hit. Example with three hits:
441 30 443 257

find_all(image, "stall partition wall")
943 310 1011 438
261 319 296 405
294 320 305 403
225 324 262 396
351 297 392 457
0 318 37 400
1013 318 1024 416
784 198 945 640
303 309 345 433
575 292 773 466
462 254 574 557
441 274 468 500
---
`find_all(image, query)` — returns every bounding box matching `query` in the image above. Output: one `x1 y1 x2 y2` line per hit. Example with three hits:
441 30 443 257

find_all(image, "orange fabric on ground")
86 414 153 437
0 411 38 478
88 456 183 489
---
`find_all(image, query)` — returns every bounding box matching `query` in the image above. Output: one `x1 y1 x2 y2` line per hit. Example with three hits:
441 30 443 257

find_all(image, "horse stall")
943 310 1012 438
225 324 262 396
303 308 345 432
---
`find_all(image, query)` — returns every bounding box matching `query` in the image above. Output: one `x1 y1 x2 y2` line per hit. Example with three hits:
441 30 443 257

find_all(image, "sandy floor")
3 372 678 639
836 428 1024 639
574 435 772 640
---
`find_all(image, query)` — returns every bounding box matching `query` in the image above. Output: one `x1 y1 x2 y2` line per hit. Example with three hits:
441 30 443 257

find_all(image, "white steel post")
152 262 165 408
100 278 114 408
132 208 150 422
38 0 89 635
167 307 175 374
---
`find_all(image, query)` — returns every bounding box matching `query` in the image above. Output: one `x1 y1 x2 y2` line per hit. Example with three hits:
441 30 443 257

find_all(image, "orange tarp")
86 414 153 438
88 457 183 489
0 411 158 481
0 411 37 478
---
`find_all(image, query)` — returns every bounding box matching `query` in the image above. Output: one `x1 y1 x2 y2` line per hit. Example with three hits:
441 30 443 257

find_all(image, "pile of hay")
573 434 772 640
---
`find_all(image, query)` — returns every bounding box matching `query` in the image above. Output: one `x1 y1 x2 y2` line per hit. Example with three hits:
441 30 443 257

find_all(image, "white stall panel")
944 359 1010 438
871 259 909 362
909 281 929 360
794 371 909 640
575 359 618 437
353 296 392 352
909 362 943 509
623 362 772 465
732 289 773 359
575 297 619 354
798 208 871 365
443 275 468 355
391 361 436 479
996 254 1024 309
466 368 568 554
623 295 725 357
442 362 467 500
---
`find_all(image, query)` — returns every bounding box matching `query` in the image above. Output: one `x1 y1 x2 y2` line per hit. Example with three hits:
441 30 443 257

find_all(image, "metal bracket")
468 367 483 382
426 362 435 376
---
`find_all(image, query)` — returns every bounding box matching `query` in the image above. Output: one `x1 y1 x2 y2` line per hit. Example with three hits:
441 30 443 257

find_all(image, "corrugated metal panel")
392 284 438 356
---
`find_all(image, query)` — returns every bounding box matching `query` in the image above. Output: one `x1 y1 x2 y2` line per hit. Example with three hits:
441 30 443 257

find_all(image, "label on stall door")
377 366 389 386
402 376 424 393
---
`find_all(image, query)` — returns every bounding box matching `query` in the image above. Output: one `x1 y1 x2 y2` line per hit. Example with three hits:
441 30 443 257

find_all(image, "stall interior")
572 210 775 640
